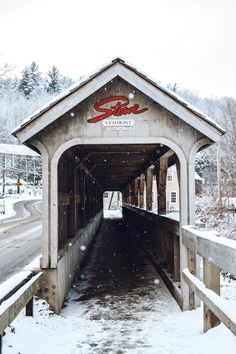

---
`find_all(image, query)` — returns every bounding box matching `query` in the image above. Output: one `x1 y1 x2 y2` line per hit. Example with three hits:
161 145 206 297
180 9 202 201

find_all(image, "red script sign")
87 96 148 123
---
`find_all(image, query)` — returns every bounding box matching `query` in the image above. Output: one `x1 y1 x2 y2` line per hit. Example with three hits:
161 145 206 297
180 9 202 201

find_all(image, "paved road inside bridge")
66 217 182 353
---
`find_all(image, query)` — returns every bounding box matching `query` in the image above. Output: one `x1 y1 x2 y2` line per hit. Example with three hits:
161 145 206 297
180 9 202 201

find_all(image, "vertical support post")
0 333 2 354
146 167 154 211
188 155 200 309
217 143 222 202
125 185 130 204
134 178 139 206
40 148 50 269
173 234 180 282
130 180 136 205
203 259 221 332
127 184 131 204
68 160 76 237
179 155 190 311
122 188 126 204
188 250 197 309
158 157 168 215
139 174 145 208
26 298 34 317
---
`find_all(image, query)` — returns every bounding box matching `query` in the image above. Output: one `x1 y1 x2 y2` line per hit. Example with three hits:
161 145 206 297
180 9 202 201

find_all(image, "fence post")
203 258 221 332
26 298 34 317
173 235 180 282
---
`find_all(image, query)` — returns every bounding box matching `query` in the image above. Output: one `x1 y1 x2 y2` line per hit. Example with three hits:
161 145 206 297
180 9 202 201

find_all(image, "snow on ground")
103 208 123 219
195 196 236 240
3 282 235 354
0 198 19 220
0 193 41 221
1 204 236 353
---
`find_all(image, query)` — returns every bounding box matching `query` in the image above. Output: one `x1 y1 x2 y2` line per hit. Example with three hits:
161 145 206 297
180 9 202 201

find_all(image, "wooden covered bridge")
12 58 233 334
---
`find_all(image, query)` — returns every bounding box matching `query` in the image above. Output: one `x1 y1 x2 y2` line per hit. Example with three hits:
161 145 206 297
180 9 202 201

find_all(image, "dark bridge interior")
61 144 173 191
57 143 181 306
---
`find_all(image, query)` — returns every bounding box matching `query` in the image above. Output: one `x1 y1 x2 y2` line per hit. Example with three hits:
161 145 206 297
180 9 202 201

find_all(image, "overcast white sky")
0 0 235 98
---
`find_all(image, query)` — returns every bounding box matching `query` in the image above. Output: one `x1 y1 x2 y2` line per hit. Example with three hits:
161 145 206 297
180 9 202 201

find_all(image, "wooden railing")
0 271 43 353
182 226 236 335
123 205 181 306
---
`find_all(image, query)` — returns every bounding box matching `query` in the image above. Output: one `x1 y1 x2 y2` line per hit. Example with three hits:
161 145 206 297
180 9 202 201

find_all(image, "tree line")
0 60 236 198
174 86 236 198
0 61 74 142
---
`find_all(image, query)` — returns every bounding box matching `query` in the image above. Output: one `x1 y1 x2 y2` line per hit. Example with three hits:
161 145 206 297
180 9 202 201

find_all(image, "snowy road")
0 199 42 283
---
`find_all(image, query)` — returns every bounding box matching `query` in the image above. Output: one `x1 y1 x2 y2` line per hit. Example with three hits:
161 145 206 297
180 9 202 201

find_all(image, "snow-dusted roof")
0 143 39 157
12 57 225 140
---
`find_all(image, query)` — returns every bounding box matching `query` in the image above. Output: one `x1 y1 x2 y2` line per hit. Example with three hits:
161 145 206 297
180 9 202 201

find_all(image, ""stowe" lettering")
87 96 148 123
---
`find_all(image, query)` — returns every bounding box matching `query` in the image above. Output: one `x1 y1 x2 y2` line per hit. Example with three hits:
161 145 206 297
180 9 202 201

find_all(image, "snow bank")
103 209 122 219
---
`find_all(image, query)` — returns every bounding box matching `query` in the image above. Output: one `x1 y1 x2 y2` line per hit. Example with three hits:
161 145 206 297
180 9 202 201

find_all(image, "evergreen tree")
61 75 74 90
46 65 62 94
19 61 43 98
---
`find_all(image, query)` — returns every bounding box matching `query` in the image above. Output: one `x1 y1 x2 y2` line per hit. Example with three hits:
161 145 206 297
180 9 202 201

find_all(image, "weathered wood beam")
146 167 154 210
182 226 236 276
130 180 136 205
182 269 236 335
203 259 221 332
158 156 168 215
138 174 145 208
0 273 43 335
134 178 139 206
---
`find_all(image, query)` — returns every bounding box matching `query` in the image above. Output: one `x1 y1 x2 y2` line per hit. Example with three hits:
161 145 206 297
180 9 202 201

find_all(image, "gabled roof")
12 57 225 143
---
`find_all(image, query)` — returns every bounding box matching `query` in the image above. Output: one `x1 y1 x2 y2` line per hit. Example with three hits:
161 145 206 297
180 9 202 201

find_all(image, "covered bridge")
13 58 224 313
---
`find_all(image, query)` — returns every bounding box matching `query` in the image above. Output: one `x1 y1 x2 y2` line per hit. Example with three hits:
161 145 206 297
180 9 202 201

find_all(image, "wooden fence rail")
0 271 43 354
182 226 236 336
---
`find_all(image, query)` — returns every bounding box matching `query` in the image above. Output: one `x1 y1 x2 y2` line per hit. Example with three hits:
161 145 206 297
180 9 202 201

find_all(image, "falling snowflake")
128 93 135 100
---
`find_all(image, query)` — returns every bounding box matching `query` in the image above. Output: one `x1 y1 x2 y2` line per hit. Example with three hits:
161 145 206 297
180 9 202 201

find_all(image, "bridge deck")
71 217 175 302
67 217 181 352
3 217 235 353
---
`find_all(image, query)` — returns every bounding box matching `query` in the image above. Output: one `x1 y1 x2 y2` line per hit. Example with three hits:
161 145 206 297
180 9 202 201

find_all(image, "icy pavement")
3 218 236 354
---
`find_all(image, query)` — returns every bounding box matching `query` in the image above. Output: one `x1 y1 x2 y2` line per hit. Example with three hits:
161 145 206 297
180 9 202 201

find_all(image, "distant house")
152 165 203 212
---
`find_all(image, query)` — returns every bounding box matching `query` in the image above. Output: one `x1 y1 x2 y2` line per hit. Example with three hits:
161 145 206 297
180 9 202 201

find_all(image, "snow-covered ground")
0 193 42 221
196 196 236 240
2 274 235 354
103 209 123 219
1 208 236 354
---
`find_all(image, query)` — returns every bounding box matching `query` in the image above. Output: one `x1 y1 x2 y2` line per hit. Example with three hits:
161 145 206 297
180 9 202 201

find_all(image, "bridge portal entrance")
13 58 224 313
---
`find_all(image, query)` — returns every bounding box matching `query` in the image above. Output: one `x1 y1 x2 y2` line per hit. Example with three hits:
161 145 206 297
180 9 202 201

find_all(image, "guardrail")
123 205 182 307
0 271 43 353
182 226 236 336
